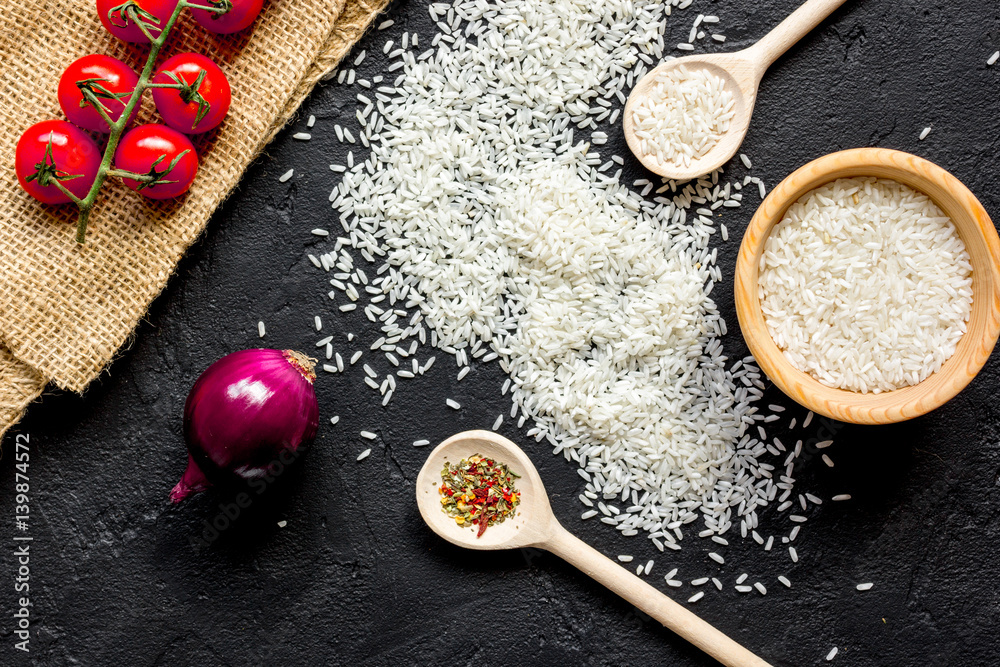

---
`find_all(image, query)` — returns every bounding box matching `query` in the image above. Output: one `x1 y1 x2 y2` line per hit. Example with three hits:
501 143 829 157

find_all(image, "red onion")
170 349 319 503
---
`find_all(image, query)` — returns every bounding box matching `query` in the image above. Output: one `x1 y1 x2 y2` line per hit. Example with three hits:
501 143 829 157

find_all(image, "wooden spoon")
623 0 849 180
416 430 772 667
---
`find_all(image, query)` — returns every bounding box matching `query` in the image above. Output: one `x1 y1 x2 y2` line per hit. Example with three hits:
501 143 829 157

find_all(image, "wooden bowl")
734 148 1000 424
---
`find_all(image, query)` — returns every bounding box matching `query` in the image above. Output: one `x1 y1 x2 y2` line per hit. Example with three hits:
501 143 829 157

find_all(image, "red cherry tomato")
58 55 139 133
15 120 102 205
96 0 180 43
114 124 199 199
151 53 231 134
189 0 263 34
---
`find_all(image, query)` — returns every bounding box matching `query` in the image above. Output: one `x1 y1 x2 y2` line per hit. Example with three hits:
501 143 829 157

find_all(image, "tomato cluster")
15 0 257 209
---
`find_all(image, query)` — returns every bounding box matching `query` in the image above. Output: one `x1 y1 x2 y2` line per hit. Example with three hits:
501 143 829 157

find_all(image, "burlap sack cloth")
0 0 389 440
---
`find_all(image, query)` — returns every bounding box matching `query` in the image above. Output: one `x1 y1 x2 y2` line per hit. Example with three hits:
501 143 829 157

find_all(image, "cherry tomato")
189 0 263 34
96 0 180 43
114 124 199 199
15 120 102 205
58 55 139 133
151 53 231 134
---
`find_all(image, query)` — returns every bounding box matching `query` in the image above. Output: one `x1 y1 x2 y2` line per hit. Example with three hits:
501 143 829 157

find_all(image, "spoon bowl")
417 430 772 667
623 54 760 181
623 0 849 179
415 429 555 551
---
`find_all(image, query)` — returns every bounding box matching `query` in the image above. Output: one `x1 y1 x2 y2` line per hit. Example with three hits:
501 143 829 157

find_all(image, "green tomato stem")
106 168 156 181
79 88 118 128
52 179 83 205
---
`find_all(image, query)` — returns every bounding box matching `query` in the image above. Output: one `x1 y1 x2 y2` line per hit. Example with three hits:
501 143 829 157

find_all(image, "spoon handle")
749 0 850 71
543 525 772 667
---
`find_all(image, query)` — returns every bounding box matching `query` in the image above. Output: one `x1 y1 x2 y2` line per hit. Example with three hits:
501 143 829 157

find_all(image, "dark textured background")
2 0 999 664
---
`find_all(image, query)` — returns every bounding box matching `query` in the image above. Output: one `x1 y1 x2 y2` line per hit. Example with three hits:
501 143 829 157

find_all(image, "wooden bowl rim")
734 148 1000 425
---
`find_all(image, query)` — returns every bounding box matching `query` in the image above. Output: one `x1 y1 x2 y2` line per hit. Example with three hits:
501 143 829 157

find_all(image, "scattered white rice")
826 647 839 661
630 66 735 170
446 399 461 410
856 582 873 591
687 591 704 603
257 321 266 338
758 177 973 393
778 575 791 588
988 50 999 66
278 169 293 183
919 126 932 140
360 430 377 440
356 448 371 461
302 0 826 562
617 555 633 562
832 494 851 501
293 132 312 141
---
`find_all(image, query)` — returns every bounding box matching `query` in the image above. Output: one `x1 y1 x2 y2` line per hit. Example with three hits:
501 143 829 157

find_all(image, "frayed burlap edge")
0 0 389 444
275 0 392 146
0 347 46 443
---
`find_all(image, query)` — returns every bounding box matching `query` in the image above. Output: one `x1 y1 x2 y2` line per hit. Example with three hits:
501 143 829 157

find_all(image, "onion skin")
171 349 319 503
170 454 212 503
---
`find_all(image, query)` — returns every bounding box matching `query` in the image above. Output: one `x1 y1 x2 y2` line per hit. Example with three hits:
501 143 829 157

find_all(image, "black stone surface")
3 1 1000 664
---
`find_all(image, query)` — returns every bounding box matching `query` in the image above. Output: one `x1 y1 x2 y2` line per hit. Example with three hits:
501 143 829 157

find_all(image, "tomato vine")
70 0 226 243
